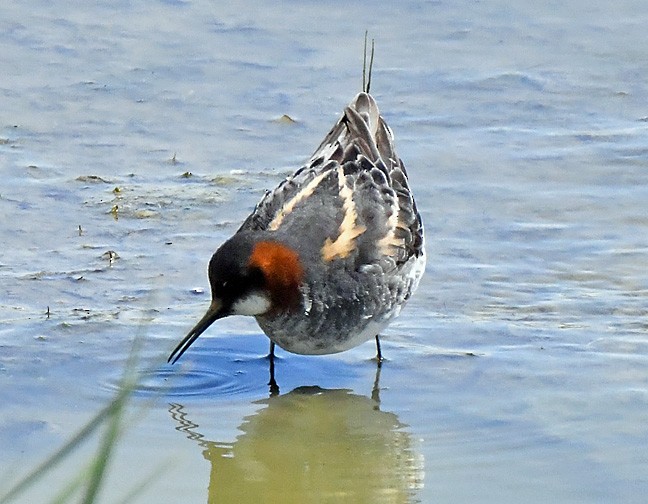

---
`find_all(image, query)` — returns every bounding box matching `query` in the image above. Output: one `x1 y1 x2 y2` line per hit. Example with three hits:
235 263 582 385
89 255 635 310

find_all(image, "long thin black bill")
168 301 224 364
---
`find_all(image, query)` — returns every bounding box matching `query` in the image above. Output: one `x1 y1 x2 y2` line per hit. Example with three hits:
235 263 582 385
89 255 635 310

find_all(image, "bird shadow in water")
167 363 423 503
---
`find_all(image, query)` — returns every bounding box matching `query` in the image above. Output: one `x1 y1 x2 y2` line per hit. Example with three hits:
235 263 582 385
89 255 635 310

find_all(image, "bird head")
168 233 303 364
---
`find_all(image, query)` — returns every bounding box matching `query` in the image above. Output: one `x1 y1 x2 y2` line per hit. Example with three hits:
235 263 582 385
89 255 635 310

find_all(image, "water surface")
1 1 648 503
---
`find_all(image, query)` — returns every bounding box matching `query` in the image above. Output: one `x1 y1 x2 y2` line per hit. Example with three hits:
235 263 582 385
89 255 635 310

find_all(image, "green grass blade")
0 390 127 504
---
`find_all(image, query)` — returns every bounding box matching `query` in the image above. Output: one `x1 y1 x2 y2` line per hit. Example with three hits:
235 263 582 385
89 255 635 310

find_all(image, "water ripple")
131 365 259 398
102 347 274 399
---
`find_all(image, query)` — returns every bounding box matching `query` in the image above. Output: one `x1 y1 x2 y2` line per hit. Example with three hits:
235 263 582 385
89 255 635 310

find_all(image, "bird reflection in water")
168 371 424 503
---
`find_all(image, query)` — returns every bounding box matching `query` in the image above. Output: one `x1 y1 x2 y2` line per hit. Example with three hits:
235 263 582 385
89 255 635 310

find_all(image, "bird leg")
374 334 383 365
268 341 279 396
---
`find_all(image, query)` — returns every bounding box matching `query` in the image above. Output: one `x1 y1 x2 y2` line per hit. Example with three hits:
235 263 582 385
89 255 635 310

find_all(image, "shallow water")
2 1 648 503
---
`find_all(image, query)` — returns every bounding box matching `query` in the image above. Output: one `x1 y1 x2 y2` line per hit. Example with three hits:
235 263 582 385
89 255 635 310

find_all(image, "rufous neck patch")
249 241 304 307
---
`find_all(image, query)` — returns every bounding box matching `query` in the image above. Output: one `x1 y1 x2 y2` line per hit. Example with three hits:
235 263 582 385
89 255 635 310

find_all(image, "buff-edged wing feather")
240 92 424 270
311 92 424 268
238 159 339 233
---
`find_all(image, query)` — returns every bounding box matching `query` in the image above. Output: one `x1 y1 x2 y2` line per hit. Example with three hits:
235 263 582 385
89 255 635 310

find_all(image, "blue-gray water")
1 1 647 503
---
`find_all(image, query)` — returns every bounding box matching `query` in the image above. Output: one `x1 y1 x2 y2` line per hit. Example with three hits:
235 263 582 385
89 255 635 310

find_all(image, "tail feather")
309 92 396 173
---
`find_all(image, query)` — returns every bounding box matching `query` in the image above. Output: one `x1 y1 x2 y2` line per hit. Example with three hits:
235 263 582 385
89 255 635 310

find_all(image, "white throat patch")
231 292 271 316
